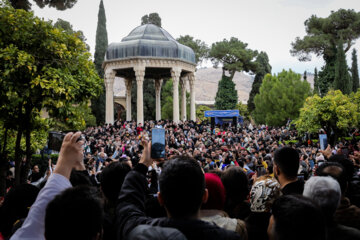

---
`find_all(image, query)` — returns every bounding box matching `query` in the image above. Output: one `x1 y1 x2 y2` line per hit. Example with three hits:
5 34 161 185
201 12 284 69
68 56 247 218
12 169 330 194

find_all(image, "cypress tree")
91 0 108 124
313 67 320 95
215 75 238 110
334 40 352 94
247 52 271 113
303 70 307 81
352 49 359 92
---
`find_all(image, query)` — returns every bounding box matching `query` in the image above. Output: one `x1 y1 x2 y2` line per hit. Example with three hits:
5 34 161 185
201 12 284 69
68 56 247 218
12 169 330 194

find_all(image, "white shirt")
11 173 72 240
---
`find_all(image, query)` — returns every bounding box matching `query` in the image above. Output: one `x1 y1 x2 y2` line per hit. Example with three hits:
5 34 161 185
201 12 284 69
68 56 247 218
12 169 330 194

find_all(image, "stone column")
155 79 163 121
134 66 145 125
189 73 196 121
171 67 181 123
125 78 132 121
180 77 187 121
105 71 116 124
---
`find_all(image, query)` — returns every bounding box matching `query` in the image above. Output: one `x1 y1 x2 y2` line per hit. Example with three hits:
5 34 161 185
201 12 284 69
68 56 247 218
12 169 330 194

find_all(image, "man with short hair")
116 140 242 240
273 147 304 195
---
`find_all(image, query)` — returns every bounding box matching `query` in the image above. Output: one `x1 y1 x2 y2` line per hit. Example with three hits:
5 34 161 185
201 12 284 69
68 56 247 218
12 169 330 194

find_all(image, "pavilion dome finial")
105 24 196 64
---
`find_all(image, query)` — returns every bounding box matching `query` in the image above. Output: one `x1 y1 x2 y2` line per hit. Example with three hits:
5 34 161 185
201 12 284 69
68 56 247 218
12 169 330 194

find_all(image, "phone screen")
48 131 66 152
151 128 165 159
319 134 328 150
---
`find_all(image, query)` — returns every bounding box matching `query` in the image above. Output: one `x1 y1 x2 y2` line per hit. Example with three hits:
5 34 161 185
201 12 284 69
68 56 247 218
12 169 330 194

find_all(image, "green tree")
54 18 89 50
313 67 320 95
9 0 77 11
141 13 161 27
247 52 271 113
295 90 359 145
352 49 360 92
209 37 258 80
176 35 209 65
334 40 352 94
215 75 238 110
91 0 108 125
235 102 250 120
303 71 307 81
0 5 102 190
254 70 311 126
196 105 211 122
291 9 360 95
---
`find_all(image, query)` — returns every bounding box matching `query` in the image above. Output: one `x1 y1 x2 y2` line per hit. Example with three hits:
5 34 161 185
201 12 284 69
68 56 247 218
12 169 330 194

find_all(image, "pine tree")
334 40 352 94
91 0 108 125
313 67 320 95
352 49 359 92
247 52 271 113
303 70 307 81
215 75 238 110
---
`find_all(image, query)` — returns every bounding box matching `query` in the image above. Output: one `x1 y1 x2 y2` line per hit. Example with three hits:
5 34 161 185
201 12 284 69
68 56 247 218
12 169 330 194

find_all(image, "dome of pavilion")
105 24 196 64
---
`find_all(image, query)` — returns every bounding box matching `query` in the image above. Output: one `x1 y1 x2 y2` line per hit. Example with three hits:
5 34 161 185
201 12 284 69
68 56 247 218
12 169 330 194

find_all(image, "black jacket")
116 164 242 240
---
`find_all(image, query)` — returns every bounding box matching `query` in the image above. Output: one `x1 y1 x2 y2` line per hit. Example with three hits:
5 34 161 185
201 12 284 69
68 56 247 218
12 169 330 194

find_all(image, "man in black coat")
116 140 242 240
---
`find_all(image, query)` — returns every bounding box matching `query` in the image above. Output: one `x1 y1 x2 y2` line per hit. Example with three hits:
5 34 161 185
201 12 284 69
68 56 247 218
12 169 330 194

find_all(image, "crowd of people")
1 119 360 240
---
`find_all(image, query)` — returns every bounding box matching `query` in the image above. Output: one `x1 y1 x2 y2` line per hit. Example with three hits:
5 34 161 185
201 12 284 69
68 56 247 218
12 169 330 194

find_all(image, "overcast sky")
32 0 360 74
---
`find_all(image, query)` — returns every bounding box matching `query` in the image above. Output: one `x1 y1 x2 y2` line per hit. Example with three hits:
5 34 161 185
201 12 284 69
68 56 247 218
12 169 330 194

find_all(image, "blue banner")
204 110 240 118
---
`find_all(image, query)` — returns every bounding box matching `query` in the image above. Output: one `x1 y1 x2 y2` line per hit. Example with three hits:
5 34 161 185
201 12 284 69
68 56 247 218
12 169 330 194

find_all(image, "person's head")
45 186 103 240
202 173 226 210
273 147 299 183
316 162 347 194
32 165 39 173
303 176 341 222
250 178 280 213
268 195 326 240
158 156 208 218
100 161 131 204
0 184 39 238
221 166 249 204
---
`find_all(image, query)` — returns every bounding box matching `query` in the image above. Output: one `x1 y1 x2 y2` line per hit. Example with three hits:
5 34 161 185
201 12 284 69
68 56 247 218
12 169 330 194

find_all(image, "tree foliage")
54 18 89 50
295 90 359 144
176 35 209 66
0 5 102 187
91 0 108 125
9 0 77 11
247 51 271 113
291 9 360 95
254 70 311 126
334 40 352 94
141 13 161 27
352 49 360 92
236 102 250 120
291 9 360 62
209 37 258 80
215 75 238 110
196 105 211 122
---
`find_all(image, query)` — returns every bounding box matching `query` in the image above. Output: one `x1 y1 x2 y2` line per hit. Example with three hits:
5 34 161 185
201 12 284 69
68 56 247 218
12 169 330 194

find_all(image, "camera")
48 131 84 152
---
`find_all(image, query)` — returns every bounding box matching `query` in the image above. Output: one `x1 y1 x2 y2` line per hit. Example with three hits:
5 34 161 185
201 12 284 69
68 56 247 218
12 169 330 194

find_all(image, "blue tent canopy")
204 110 240 118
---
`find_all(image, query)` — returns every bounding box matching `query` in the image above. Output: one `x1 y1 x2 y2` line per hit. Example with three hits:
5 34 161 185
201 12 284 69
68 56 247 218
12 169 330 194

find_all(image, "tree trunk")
21 105 33 184
14 103 24 186
0 128 8 197
230 70 236 81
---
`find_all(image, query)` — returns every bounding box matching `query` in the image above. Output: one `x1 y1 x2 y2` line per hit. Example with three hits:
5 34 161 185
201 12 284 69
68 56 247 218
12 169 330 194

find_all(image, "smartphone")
319 134 328 150
48 131 66 152
151 128 165 159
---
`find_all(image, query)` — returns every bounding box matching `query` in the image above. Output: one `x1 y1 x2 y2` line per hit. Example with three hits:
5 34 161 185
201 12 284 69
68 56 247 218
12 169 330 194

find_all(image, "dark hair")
274 147 299 178
316 162 347 194
45 186 103 240
159 156 205 218
271 195 326 240
0 184 39 238
100 162 131 204
328 155 355 181
221 166 249 213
